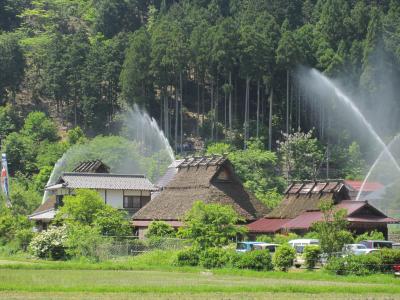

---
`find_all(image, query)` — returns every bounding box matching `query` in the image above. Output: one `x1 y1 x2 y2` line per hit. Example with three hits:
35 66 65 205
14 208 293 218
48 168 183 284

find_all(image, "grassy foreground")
1 252 400 299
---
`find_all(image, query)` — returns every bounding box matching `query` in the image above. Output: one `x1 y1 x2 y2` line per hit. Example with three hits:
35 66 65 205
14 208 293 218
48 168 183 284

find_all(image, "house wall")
106 190 124 209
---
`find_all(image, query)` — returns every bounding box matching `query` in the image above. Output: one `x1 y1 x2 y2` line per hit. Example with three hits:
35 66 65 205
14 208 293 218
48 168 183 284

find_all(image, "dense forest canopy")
1 0 400 213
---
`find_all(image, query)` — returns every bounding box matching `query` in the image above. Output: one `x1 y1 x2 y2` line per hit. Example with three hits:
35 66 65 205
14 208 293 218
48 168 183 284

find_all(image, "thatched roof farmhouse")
248 180 398 239
132 156 268 237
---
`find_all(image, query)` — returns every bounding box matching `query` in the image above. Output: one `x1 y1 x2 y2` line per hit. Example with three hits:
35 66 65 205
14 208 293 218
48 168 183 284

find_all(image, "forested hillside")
1 0 400 212
2 0 400 144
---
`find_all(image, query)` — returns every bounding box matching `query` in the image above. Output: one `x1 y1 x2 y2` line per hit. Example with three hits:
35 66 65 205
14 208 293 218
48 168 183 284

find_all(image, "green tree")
3 132 36 175
179 201 246 249
56 189 106 225
0 33 24 102
145 221 175 238
120 28 153 109
21 111 59 143
277 130 324 180
93 206 131 236
311 201 353 256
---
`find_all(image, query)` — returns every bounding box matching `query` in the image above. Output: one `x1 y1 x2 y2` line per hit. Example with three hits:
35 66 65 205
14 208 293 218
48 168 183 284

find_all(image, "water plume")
42 105 174 203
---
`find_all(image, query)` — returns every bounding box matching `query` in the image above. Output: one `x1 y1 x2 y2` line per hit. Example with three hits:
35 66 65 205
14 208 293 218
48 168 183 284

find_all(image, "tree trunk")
244 77 250 149
163 88 169 139
211 80 214 141
180 72 183 152
229 71 232 131
215 78 219 141
268 87 273 151
175 80 178 152
197 71 200 136
298 85 301 131
256 80 260 138
286 69 289 135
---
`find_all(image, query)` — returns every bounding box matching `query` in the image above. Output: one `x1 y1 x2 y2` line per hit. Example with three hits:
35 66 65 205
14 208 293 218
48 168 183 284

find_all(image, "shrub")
304 245 321 270
65 224 105 261
273 233 299 244
372 248 400 272
234 250 273 271
146 221 175 238
200 247 230 268
273 244 296 271
355 230 385 243
29 225 67 260
14 228 35 251
175 247 200 266
256 235 273 243
325 254 381 276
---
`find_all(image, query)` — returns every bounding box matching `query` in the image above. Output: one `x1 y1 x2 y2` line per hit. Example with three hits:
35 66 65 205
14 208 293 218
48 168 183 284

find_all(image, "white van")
288 239 320 254
288 239 320 268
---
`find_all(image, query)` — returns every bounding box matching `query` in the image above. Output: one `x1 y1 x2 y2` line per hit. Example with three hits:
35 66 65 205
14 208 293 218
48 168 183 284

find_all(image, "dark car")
359 240 393 249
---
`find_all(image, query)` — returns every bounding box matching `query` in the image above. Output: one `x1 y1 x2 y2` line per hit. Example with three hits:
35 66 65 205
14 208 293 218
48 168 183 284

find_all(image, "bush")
355 230 385 243
304 245 321 270
146 221 175 238
273 244 296 271
175 247 200 266
273 233 299 244
29 225 67 260
14 228 35 251
200 247 230 268
234 250 273 271
65 224 106 261
372 248 400 272
256 235 273 243
325 254 381 276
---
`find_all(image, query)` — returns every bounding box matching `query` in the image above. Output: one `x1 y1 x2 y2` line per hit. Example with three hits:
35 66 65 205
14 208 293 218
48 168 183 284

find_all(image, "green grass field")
1 252 400 299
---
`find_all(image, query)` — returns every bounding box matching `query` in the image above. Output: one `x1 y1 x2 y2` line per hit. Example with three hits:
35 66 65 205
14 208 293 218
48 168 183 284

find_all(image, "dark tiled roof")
133 157 268 221
52 173 156 191
344 180 384 192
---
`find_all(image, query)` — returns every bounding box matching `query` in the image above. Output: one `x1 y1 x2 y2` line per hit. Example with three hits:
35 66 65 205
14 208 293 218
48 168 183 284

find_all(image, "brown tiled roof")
133 157 268 222
50 173 156 191
247 218 291 233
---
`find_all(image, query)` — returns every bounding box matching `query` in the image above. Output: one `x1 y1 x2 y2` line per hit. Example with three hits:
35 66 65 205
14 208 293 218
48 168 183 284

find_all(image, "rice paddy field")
1 252 400 299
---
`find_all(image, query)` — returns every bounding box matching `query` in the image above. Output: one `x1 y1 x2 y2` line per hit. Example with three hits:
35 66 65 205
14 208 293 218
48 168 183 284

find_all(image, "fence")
94 237 190 261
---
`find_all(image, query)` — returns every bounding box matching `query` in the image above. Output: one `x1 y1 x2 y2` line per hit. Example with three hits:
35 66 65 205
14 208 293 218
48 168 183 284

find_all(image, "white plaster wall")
124 190 142 196
106 190 124 209
96 189 106 203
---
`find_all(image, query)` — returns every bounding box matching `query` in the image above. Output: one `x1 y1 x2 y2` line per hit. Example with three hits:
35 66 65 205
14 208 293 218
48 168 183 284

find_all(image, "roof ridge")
62 172 146 178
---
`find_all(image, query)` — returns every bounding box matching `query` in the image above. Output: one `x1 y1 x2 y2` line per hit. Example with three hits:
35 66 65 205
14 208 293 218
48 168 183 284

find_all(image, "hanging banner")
1 153 11 207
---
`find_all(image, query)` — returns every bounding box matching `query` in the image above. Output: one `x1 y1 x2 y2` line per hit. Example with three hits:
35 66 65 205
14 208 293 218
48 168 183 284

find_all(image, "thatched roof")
133 156 268 222
267 180 349 219
72 160 110 173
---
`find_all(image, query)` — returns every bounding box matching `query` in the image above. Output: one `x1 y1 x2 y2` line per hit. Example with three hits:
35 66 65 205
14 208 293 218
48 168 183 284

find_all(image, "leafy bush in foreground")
175 247 200 266
304 245 321 270
234 250 273 271
273 244 295 271
325 254 381 276
372 248 400 272
29 225 67 260
200 247 231 268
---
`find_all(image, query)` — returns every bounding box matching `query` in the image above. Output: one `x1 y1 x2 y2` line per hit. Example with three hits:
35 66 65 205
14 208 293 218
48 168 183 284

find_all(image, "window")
123 196 141 209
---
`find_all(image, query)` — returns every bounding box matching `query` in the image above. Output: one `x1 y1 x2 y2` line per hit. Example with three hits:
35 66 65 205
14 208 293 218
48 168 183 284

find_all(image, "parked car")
394 264 400 277
392 243 400 249
342 244 369 256
236 242 268 253
288 239 320 268
359 240 393 249
252 243 280 253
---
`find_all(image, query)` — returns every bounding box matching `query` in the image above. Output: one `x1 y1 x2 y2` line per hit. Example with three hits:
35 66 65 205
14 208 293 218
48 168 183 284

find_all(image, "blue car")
236 241 275 253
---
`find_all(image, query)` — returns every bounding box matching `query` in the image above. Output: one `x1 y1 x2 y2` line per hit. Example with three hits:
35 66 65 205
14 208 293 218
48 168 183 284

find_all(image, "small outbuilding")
132 155 268 238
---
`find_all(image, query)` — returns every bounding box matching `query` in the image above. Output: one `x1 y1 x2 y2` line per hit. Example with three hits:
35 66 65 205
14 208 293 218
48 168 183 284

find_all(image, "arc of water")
356 133 400 201
310 69 400 174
